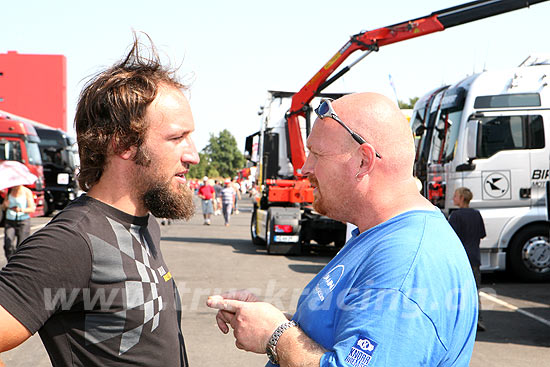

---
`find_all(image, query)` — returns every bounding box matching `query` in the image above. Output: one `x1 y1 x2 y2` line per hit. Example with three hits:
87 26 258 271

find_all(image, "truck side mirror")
466 120 479 160
414 125 426 137
457 119 479 172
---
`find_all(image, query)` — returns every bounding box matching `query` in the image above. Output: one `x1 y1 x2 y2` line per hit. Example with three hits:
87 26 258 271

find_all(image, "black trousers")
4 219 31 260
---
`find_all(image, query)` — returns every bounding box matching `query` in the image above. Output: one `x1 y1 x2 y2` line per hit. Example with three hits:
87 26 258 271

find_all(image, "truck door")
525 113 549 208
463 112 543 252
474 112 545 206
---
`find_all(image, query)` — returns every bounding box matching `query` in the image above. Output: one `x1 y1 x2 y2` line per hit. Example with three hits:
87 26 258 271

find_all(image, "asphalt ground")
0 197 548 366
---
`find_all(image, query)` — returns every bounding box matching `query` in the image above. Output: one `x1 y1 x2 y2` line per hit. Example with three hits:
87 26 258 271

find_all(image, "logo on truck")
482 171 511 200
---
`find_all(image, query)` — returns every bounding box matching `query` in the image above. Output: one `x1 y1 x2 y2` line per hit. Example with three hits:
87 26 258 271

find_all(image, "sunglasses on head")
314 98 382 159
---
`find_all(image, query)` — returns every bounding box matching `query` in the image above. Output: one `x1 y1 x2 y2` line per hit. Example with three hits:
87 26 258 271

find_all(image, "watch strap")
266 320 298 364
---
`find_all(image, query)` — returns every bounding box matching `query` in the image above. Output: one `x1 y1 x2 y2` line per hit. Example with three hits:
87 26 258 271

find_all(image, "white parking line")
480 291 550 328
0 224 46 240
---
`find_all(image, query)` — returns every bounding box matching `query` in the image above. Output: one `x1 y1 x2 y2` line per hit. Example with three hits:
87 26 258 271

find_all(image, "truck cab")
422 56 550 281
245 91 346 254
35 127 80 215
0 112 45 216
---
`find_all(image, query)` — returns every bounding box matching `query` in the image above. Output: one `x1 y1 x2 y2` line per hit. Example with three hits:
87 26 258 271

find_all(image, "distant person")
231 179 241 214
213 180 223 216
0 35 198 366
207 93 477 366
449 187 487 331
220 178 236 226
2 185 36 260
198 176 215 225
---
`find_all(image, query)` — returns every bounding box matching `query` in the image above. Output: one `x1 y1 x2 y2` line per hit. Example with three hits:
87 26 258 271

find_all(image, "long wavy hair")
75 33 186 191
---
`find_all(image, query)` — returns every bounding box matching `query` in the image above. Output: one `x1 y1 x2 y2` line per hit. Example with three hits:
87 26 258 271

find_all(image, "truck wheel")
508 224 550 282
250 209 265 246
42 199 51 217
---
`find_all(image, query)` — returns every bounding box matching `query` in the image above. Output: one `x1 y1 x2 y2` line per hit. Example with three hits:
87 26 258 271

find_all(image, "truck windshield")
431 109 463 164
26 141 43 165
0 140 23 162
67 146 79 170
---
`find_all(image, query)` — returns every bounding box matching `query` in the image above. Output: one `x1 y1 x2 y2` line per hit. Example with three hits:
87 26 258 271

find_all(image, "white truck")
415 55 550 281
245 91 347 254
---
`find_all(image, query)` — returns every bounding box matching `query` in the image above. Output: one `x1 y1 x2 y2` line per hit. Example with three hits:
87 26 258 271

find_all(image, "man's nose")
301 155 313 176
182 137 200 165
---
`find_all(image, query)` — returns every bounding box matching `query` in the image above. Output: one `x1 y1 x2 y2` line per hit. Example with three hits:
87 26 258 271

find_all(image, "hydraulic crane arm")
286 0 548 177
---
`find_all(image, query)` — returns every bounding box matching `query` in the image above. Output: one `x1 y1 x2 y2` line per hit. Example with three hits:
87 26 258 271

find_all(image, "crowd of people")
157 176 253 227
0 34 485 367
195 176 246 226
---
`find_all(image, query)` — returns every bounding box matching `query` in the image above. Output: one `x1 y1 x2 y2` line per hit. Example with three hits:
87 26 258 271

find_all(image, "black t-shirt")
448 208 486 267
0 195 188 366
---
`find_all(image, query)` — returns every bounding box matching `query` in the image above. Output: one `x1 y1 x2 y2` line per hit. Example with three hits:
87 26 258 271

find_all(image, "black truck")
35 127 81 215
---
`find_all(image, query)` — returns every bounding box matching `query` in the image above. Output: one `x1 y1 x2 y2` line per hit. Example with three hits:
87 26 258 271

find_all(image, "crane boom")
286 0 549 177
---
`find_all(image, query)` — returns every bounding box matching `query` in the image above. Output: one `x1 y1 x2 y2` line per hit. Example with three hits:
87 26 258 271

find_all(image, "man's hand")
209 290 259 334
206 296 288 354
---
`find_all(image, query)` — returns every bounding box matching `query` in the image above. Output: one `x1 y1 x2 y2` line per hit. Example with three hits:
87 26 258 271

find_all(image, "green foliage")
188 129 244 179
188 152 210 179
398 97 419 109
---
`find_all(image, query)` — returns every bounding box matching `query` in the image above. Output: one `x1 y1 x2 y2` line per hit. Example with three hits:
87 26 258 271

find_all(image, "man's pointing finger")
207 296 243 313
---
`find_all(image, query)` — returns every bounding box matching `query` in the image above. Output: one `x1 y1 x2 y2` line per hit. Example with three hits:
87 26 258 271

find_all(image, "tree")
398 97 419 109
188 152 210 179
203 129 245 178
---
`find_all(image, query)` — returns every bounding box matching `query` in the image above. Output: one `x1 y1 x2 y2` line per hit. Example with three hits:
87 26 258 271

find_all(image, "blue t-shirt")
268 210 478 367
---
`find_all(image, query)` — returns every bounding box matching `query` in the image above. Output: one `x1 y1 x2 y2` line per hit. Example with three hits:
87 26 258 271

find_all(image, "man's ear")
355 143 377 180
120 146 136 160
111 138 136 161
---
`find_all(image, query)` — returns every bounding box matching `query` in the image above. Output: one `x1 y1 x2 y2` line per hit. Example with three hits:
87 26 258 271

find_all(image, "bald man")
207 93 478 366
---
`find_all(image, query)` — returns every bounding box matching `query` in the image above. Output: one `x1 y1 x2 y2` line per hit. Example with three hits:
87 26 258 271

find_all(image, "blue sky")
3 0 549 151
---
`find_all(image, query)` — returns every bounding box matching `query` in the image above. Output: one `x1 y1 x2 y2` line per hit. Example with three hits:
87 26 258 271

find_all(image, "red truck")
0 110 45 216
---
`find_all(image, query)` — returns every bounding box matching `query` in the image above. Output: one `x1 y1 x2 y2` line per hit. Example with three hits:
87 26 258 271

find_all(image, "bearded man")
0 35 198 366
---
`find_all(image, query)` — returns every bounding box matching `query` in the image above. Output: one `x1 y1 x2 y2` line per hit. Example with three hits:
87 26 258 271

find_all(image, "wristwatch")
266 320 298 364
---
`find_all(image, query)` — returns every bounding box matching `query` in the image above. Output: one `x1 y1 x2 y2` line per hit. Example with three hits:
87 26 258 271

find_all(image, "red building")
0 51 67 131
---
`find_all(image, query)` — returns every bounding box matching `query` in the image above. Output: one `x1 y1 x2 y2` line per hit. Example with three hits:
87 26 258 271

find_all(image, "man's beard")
143 180 195 220
134 145 195 220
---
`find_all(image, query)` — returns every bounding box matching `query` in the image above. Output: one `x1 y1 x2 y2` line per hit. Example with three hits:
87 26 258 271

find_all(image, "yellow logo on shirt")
157 265 172 282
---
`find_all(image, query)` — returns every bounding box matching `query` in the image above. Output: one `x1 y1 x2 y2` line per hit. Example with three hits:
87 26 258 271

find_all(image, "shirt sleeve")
0 223 92 334
320 287 446 367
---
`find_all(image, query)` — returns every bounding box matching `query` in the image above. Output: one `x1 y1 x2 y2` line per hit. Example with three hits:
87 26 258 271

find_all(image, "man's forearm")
277 326 326 367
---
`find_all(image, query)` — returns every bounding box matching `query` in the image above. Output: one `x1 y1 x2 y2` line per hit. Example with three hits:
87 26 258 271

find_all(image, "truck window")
431 109 463 163
25 141 43 165
410 107 426 157
68 147 80 170
478 115 544 158
0 140 22 162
